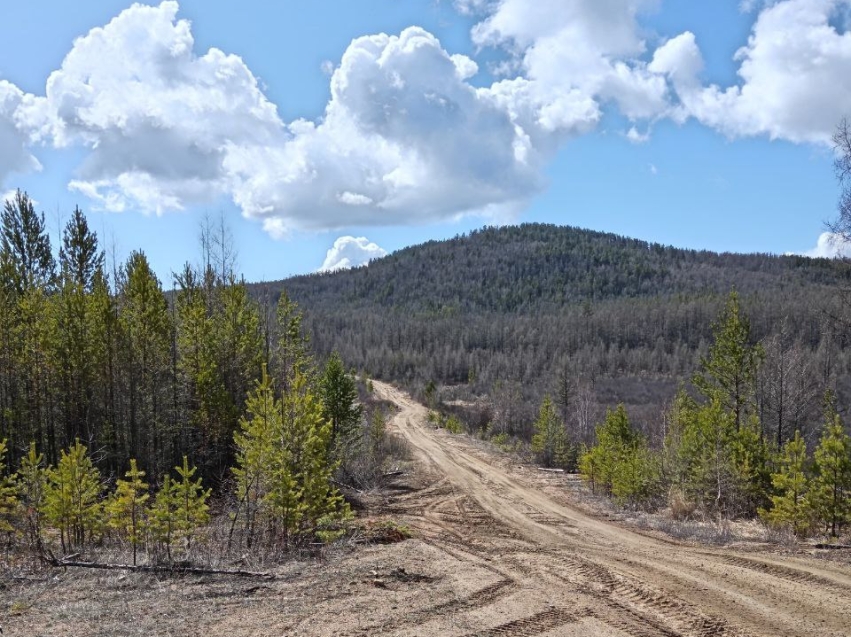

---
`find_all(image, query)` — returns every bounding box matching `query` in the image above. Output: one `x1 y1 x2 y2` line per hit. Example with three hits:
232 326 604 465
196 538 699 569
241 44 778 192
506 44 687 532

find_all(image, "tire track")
373 381 851 637
708 553 851 591
462 608 579 636
545 553 738 637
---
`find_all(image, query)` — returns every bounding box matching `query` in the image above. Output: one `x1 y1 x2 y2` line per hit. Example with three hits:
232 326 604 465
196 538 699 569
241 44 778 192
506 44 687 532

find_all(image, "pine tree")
320 352 362 445
59 206 104 291
283 371 349 541
17 442 47 551
693 292 763 431
120 251 171 473
172 456 210 552
274 291 311 394
580 405 639 494
0 439 18 536
1 190 56 295
148 474 178 562
232 365 281 547
531 396 568 468
808 415 851 537
43 440 103 552
760 430 811 536
106 459 149 565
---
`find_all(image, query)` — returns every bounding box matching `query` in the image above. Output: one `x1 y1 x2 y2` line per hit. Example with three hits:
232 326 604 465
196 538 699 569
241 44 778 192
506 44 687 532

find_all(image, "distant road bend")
374 381 851 637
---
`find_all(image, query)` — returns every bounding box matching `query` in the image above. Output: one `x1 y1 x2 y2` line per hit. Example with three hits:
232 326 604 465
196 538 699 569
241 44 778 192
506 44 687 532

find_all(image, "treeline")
0 190 401 562
565 294 851 537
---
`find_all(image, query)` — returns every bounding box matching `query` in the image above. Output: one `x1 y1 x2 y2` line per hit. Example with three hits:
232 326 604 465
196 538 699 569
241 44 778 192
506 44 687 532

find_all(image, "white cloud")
319 236 388 271
1 0 848 240
626 126 651 143
0 81 42 185
471 0 674 130
666 0 851 144
8 4 544 234
649 163 658 175
798 232 851 258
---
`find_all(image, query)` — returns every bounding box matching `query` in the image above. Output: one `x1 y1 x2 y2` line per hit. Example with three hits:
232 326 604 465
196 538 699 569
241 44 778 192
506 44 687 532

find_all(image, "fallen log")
50 558 275 579
537 467 565 473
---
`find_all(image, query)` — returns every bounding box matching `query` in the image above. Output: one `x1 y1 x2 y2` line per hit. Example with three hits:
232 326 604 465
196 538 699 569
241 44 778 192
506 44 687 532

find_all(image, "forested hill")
272 224 846 314
254 223 851 442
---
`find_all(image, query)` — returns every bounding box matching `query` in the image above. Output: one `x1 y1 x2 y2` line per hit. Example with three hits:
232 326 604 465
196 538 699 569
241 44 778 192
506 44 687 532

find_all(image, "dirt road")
372 381 851 637
6 383 851 637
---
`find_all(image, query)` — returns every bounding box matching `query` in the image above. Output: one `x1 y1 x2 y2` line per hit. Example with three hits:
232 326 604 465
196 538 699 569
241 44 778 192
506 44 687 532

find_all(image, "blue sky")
0 0 848 284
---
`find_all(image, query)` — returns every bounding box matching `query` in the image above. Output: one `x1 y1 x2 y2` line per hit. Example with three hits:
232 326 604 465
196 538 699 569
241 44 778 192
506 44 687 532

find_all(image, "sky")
1 0 850 284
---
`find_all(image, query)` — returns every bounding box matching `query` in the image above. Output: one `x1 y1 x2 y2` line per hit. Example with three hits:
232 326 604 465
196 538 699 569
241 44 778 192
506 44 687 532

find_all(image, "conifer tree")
320 352 362 444
172 456 210 551
1 190 56 295
106 459 149 565
581 405 635 493
693 292 763 431
43 440 103 552
274 292 312 394
148 474 177 562
17 442 47 551
283 371 349 541
0 439 18 536
531 396 568 468
233 365 281 547
760 430 811 536
808 415 851 537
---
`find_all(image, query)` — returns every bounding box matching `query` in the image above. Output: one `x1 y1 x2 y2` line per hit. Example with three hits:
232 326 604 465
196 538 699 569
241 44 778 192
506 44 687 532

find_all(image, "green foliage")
807 415 851 537
441 414 464 434
693 291 763 431
580 404 662 507
43 440 103 552
1 190 56 295
0 439 18 534
283 372 351 539
760 431 812 537
233 366 349 550
320 352 362 444
233 365 282 547
148 474 178 561
610 443 661 507
106 459 149 565
172 456 210 550
531 396 568 468
17 443 47 549
668 394 773 518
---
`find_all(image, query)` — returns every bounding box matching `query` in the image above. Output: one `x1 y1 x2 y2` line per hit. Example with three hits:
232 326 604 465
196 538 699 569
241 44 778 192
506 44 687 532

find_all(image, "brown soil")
3 381 850 636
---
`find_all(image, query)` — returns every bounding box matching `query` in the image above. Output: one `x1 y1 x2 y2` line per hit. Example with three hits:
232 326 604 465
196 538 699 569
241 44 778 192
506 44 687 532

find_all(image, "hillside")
254 224 851 440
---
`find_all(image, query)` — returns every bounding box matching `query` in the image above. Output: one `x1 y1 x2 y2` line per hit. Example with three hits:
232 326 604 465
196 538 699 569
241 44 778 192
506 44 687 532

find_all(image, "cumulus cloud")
1 0 849 239
798 232 851 258
473 0 674 130
663 0 851 143
319 236 388 271
4 3 545 234
0 81 42 184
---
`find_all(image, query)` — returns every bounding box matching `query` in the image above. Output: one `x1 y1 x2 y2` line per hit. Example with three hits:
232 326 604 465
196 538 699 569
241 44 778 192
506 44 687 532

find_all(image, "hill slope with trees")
258 223 851 445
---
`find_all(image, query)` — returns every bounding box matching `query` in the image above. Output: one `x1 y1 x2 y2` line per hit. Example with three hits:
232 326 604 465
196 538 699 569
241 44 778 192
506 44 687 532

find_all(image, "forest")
268 223 851 538
263 224 851 445
2 189 851 558
0 191 397 563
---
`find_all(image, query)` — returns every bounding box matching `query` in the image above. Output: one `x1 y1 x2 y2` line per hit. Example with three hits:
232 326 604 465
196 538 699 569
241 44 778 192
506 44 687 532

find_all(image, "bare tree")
758 321 820 448
829 117 851 243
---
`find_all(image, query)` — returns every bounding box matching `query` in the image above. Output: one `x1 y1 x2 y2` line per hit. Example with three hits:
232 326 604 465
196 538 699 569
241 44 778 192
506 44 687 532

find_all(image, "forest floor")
3 381 851 637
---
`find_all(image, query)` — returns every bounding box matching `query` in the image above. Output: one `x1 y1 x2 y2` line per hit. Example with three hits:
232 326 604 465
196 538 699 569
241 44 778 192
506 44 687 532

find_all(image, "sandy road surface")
372 381 851 637
6 384 851 637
